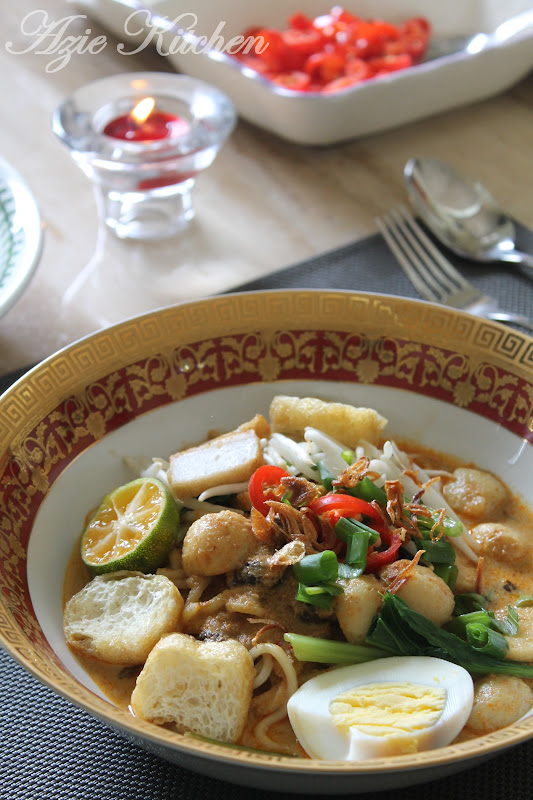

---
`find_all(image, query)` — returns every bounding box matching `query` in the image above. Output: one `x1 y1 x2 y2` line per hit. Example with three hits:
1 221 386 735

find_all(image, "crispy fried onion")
281 475 323 507
333 456 381 489
385 478 448 542
251 502 320 554
249 643 299 753
385 479 420 540
385 549 424 595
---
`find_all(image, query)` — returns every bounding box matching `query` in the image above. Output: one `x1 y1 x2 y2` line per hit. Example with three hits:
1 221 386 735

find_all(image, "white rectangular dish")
73 0 533 145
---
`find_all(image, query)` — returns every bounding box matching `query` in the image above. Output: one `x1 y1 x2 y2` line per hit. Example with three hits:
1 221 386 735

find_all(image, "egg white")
287 656 474 761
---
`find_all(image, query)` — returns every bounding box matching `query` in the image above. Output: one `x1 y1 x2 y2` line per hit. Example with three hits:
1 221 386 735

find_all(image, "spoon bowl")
404 156 533 274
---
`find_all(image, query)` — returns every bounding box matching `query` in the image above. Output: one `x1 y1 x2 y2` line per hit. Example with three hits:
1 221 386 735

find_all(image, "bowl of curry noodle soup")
1 290 533 794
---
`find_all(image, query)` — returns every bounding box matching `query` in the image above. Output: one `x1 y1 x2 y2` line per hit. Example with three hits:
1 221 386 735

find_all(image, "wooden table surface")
2 0 533 374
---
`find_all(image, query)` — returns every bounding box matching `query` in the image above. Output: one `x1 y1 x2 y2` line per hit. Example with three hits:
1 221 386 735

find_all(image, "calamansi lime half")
81 477 180 576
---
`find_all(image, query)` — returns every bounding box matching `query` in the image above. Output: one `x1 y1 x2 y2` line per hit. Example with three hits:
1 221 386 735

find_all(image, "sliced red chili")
234 9 431 94
248 465 290 516
365 528 402 572
308 493 382 524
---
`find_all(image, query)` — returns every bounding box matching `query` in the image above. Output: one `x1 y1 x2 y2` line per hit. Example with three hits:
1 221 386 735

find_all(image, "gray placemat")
2 226 533 800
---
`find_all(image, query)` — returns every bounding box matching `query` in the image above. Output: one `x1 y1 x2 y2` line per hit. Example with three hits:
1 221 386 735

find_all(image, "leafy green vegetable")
432 563 458 588
284 632 387 664
366 593 533 678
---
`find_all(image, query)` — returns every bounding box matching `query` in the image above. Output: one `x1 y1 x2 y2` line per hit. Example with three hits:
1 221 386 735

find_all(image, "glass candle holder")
52 72 236 240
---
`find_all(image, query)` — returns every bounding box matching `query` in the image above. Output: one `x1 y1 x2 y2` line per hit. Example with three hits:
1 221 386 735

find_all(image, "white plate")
74 0 533 144
0 158 43 318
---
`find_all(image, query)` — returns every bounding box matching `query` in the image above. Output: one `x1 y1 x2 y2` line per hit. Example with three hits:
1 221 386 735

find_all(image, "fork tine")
376 212 440 302
395 206 470 292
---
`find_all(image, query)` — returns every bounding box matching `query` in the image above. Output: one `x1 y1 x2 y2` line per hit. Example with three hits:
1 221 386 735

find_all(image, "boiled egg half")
287 656 474 761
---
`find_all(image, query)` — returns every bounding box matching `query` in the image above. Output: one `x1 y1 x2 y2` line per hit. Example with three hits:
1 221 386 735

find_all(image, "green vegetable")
295 584 336 610
366 592 533 678
284 632 388 664
454 593 489 615
348 477 387 505
317 461 335 492
516 595 533 607
418 538 456 565
293 551 342 609
444 610 494 637
466 623 509 658
341 449 354 465
293 550 338 584
490 604 519 637
417 511 463 538
432 563 458 589
334 517 379 575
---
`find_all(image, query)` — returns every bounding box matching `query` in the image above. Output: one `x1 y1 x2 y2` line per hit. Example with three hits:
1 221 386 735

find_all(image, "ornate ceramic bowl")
1 290 532 794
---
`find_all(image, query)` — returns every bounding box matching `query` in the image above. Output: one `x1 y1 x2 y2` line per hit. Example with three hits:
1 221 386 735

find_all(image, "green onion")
417 511 463 538
295 584 335 610
367 592 533 678
466 623 509 658
432 563 458 589
418 538 456 565
284 632 388 664
338 562 366 579
444 610 494 637
454 593 488 615
517 595 533 607
293 551 338 584
334 517 379 575
341 449 354 465
348 477 387 505
317 460 335 492
490 604 519 637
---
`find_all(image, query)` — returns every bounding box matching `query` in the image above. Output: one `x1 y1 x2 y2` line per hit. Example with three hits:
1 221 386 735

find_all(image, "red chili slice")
365 528 402 572
248 465 290 516
308 493 382 524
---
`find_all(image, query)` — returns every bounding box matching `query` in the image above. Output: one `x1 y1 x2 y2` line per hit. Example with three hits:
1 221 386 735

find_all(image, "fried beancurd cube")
131 633 255 742
269 395 387 447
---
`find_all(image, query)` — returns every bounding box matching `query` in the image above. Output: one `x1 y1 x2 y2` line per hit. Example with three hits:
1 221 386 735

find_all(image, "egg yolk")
329 681 447 753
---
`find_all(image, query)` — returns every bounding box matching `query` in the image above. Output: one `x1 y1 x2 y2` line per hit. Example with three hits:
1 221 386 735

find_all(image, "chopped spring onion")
417 511 463 538
317 460 335 492
341 449 354 465
466 623 509 659
348 477 387 505
295 583 340 609
454 593 489 615
293 551 338 584
444 610 494 637
334 517 379 575
284 632 388 664
491 604 519 637
293 551 343 609
516 595 533 607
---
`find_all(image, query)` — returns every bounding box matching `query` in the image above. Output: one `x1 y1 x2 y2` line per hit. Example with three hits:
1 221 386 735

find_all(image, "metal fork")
376 206 533 333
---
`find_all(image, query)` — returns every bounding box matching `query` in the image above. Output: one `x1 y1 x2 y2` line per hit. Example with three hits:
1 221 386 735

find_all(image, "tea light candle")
53 72 236 240
103 97 190 142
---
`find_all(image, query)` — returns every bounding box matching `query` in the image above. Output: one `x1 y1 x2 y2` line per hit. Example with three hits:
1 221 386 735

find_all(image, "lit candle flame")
131 97 155 124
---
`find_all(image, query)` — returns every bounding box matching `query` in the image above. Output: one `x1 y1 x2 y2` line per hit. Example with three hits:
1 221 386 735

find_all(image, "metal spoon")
404 156 533 274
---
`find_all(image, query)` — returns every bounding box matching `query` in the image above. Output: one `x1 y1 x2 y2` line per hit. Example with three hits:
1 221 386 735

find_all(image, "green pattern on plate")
0 180 23 291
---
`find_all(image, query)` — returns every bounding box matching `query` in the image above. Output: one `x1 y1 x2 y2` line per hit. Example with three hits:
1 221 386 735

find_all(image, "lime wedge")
81 477 180 576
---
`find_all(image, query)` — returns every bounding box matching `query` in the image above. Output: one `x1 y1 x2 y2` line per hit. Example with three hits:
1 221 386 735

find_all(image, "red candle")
103 97 190 142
